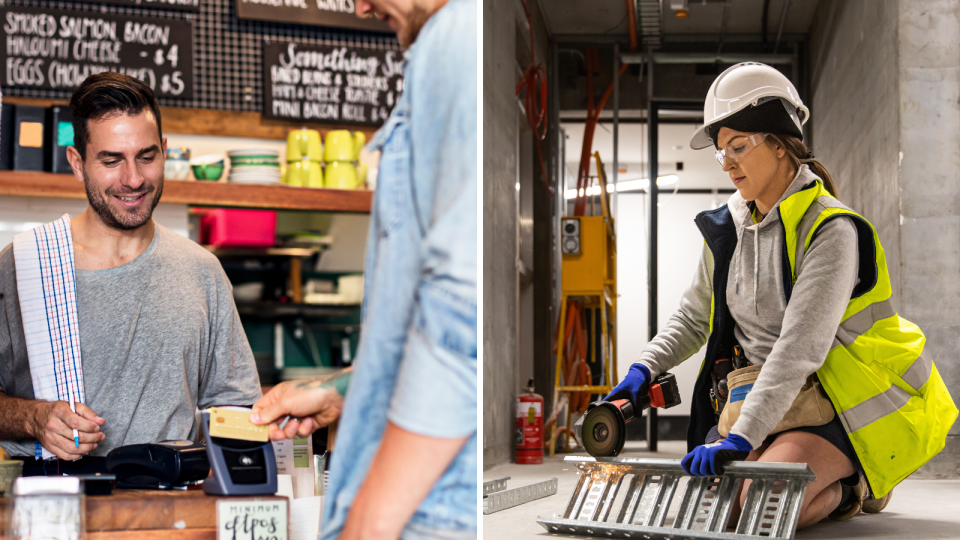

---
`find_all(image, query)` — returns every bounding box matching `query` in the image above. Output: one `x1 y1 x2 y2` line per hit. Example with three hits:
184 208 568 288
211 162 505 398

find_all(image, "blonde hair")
766 133 840 200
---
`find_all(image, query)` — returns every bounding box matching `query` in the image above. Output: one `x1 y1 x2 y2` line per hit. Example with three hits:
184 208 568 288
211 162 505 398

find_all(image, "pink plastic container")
200 209 276 248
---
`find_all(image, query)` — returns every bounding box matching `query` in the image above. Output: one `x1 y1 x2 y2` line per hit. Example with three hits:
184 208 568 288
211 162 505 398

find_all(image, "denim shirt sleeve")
386 0 478 439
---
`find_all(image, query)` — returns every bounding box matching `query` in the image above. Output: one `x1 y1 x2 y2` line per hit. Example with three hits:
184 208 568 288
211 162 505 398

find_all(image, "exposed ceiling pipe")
622 52 793 64
762 0 771 49
626 0 638 51
716 0 731 53
774 0 792 53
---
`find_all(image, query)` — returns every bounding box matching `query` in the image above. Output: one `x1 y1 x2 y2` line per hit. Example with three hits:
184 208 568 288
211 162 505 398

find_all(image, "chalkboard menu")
262 41 403 127
237 0 390 33
69 0 200 12
1 6 194 99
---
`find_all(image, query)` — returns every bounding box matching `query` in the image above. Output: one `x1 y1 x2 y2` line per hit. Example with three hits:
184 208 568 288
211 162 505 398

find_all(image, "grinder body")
575 372 682 457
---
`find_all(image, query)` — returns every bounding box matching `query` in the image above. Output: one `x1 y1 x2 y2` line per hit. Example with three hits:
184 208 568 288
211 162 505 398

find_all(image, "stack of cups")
286 128 323 188
324 131 368 190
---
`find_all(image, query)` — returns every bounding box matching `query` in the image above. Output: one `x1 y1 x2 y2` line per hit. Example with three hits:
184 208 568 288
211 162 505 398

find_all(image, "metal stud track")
538 457 815 539
484 477 558 515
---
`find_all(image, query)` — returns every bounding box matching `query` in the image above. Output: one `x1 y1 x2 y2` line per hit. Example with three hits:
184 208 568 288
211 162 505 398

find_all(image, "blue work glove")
681 433 753 476
604 364 651 407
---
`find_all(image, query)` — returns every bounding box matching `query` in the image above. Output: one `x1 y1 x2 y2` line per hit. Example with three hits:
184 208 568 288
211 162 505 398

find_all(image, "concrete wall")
898 0 960 477
482 0 520 469
809 0 960 477
483 0 551 468
808 0 902 311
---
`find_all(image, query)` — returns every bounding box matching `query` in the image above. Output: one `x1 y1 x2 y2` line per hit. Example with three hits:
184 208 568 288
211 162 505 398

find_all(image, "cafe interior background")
0 0 400 391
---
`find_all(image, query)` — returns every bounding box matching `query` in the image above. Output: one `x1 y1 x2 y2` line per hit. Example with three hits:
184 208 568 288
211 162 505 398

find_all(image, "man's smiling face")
355 0 435 50
76 110 167 231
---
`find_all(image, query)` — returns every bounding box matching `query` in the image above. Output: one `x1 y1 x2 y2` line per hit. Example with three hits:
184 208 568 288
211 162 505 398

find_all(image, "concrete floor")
483 441 960 539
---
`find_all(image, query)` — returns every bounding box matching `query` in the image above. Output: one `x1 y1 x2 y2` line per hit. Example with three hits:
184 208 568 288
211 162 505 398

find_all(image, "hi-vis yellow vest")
777 179 957 498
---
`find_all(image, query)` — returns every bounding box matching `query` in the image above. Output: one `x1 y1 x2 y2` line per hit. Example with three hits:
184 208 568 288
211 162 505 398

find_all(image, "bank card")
208 407 269 442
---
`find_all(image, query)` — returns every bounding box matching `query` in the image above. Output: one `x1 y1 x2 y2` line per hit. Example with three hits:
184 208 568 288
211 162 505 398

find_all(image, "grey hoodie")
638 165 860 448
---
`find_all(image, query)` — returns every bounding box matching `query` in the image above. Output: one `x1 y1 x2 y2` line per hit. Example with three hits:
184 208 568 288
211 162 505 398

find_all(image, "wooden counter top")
0 488 288 539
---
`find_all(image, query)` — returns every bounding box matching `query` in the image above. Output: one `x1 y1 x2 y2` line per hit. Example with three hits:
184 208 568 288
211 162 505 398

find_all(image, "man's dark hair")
70 72 163 160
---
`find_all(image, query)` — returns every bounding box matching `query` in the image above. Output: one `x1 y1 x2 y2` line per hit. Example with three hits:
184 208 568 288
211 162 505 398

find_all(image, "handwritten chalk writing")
242 0 308 8
70 0 200 12
123 21 170 45
271 65 300 84
341 103 365 122
59 16 117 41
6 37 71 59
0 6 193 98
305 102 338 119
301 70 332 85
272 100 300 117
382 50 402 77
315 0 354 13
6 57 45 85
4 12 58 36
263 41 401 126
345 73 387 90
305 85 340 102
278 43 379 77
344 87 378 105
72 40 122 63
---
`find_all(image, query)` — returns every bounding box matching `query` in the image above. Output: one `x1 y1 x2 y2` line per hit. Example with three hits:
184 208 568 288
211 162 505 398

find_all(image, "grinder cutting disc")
581 404 625 457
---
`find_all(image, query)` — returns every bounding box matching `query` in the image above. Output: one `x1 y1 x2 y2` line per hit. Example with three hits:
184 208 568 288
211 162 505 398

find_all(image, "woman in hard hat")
606 62 957 527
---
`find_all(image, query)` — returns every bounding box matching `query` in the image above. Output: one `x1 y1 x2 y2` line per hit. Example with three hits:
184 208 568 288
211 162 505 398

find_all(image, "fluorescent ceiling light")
564 175 679 199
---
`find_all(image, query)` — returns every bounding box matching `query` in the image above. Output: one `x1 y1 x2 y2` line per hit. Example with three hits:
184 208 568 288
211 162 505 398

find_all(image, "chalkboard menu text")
262 41 403 127
69 0 200 13
237 0 390 33
1 6 194 99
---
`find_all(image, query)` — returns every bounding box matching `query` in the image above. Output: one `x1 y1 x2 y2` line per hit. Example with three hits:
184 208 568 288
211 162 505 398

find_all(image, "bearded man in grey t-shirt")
0 73 261 472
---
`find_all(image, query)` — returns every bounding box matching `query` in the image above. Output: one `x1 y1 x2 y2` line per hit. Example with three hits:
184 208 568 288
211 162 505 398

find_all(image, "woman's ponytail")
766 133 840 200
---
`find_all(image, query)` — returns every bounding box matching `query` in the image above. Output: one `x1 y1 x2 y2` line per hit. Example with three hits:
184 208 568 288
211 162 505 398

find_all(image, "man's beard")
83 169 163 231
397 5 431 50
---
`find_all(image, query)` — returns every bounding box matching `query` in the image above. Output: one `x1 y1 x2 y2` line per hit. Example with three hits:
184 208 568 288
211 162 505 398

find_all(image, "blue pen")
69 400 79 448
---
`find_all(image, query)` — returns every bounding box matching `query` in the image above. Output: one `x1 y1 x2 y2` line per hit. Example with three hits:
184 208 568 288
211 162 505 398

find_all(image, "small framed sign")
217 499 288 540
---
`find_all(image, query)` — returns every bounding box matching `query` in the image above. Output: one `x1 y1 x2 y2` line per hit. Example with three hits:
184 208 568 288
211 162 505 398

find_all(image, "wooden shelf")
235 302 360 318
0 171 372 213
204 245 327 257
3 97 377 141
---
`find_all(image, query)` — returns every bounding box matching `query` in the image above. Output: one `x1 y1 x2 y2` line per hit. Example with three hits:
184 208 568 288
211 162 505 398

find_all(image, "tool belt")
711 345 835 438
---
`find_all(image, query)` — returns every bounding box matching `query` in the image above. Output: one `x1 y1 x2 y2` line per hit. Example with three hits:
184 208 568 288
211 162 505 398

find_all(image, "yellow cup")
287 160 323 188
286 129 323 162
324 131 366 162
325 161 358 189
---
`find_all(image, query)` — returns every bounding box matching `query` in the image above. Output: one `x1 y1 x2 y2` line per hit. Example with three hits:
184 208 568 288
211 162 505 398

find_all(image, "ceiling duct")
635 0 662 48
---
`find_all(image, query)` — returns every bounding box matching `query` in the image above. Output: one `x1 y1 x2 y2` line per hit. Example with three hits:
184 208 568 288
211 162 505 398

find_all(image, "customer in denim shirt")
250 0 477 538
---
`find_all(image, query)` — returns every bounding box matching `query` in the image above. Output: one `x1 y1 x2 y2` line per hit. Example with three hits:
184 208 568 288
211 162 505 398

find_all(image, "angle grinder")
574 372 682 457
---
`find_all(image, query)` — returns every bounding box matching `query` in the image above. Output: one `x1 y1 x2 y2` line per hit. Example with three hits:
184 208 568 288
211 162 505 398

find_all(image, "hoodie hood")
725 164 819 322
726 164 820 233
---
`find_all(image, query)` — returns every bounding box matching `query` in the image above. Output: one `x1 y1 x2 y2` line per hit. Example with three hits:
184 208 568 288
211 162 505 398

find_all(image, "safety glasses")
715 133 768 166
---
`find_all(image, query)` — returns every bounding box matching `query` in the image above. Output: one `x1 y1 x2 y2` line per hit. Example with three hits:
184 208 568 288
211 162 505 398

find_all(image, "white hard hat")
690 62 809 149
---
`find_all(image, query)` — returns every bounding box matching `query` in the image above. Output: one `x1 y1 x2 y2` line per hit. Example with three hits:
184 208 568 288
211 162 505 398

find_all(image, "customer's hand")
604 363 652 407
30 401 105 461
250 369 351 441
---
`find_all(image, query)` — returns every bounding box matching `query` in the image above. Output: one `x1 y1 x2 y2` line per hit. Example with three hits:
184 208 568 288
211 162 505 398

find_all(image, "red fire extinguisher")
516 378 544 464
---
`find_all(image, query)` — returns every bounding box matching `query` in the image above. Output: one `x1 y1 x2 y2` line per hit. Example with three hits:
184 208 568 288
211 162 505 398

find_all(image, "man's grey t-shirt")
0 223 262 457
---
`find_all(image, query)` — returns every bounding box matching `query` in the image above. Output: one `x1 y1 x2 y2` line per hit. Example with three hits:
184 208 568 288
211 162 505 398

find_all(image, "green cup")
191 163 225 181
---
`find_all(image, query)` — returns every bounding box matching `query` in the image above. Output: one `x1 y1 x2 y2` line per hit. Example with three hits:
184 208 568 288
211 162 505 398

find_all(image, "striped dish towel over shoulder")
13 214 85 460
